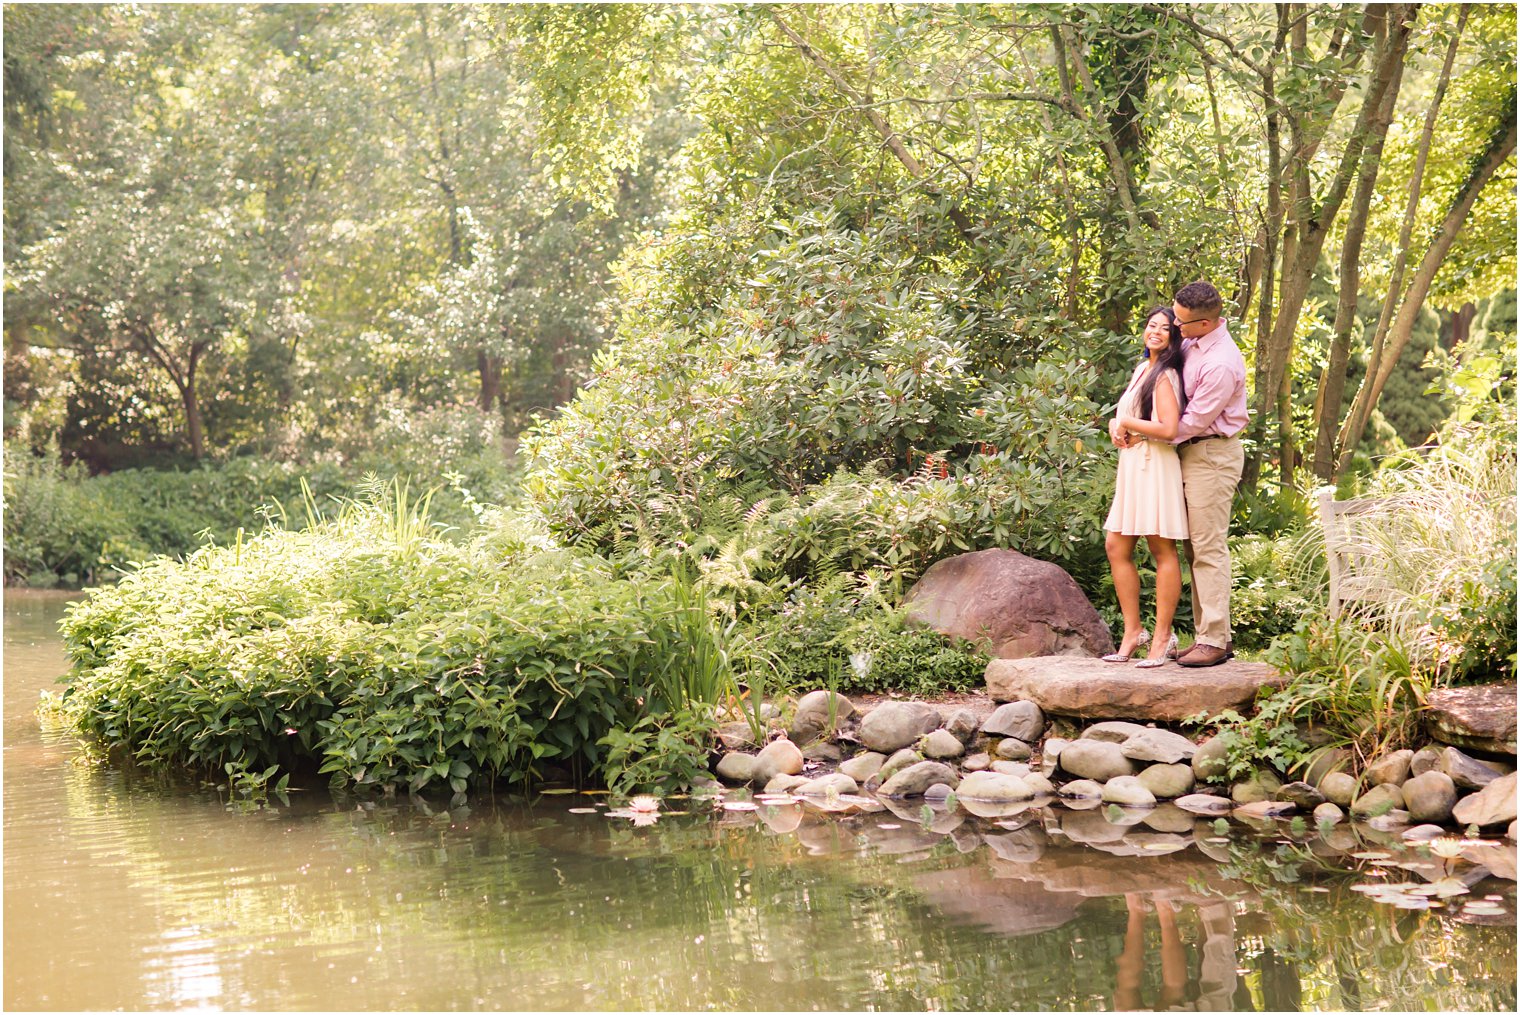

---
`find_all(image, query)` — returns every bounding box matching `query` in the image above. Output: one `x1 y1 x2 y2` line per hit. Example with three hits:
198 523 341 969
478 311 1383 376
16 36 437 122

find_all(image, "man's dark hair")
1174 280 1223 315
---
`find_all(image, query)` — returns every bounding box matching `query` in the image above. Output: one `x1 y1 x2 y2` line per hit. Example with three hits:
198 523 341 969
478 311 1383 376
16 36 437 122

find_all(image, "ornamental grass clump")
56 479 735 796
1232 410 1519 772
1324 410 1517 681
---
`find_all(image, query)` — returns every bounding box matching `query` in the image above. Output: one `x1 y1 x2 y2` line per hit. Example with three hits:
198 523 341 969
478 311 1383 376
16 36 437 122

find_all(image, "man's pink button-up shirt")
1173 320 1248 443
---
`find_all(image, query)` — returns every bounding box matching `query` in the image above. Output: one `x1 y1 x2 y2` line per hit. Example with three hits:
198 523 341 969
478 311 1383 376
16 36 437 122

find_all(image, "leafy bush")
1 445 140 586
4 424 517 587
1228 532 1323 653
521 208 1125 595
841 611 987 698
57 484 738 795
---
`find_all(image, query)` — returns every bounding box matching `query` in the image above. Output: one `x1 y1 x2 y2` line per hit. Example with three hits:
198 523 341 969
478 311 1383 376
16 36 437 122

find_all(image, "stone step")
1425 682 1517 756
985 655 1284 722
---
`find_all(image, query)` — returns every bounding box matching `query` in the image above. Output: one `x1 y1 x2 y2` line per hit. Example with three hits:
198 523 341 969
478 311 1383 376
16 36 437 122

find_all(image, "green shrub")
2 445 142 586
57 483 736 795
4 428 517 587
598 705 717 797
1228 532 1322 654
841 610 987 697
520 208 1125 596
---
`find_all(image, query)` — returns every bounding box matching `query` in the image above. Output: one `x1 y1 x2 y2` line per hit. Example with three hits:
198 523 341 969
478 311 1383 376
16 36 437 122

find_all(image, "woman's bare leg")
1144 536 1180 662
1157 899 1187 1007
1114 893 1147 1010
1106 531 1145 654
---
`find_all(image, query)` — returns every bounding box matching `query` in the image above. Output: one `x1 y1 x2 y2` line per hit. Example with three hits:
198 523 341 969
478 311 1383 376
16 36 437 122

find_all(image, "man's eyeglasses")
1175 315 1214 330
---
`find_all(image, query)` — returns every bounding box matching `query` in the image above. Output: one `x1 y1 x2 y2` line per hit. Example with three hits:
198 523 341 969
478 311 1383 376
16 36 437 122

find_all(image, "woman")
1103 306 1188 667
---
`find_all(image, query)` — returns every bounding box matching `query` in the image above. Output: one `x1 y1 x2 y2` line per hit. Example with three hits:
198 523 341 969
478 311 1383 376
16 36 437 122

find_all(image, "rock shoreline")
709 690 1520 844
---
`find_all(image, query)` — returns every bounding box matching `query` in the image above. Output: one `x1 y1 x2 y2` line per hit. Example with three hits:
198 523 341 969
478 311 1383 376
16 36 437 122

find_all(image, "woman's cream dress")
1104 361 1188 539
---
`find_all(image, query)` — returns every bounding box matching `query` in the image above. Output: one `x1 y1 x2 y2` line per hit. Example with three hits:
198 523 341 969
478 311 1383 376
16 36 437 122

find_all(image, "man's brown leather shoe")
1176 643 1234 667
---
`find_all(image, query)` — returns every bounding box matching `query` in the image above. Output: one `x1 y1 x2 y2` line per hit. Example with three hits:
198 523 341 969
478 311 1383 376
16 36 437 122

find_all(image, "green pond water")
5 590 1516 1011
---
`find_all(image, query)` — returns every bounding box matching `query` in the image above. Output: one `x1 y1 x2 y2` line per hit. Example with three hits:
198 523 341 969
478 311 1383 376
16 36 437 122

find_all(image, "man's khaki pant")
1179 436 1244 649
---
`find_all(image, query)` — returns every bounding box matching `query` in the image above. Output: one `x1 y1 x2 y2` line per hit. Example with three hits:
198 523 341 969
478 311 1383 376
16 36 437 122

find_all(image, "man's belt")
1179 433 1233 448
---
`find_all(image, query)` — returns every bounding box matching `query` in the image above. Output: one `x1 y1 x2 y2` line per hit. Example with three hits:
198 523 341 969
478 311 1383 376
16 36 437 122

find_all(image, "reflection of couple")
1114 895 1241 1012
1103 281 1247 669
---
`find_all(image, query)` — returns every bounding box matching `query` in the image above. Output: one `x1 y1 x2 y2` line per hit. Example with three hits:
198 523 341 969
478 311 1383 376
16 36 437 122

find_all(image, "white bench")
1317 489 1395 619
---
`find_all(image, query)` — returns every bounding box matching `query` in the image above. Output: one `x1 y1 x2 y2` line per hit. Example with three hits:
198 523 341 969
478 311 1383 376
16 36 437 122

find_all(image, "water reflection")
5 591 1516 1011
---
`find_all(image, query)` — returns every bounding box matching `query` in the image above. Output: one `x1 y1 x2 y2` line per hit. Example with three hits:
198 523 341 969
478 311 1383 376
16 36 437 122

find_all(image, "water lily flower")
1428 838 1467 860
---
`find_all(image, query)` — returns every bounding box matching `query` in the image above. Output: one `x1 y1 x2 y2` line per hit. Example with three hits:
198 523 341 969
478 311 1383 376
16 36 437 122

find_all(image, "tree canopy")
5 3 1514 490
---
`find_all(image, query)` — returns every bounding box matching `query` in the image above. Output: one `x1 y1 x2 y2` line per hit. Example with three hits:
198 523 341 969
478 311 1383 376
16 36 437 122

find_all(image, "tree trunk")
1446 302 1475 349
1277 366 1295 487
477 349 502 412
1242 30 1286 492
181 343 207 461
1336 88 1516 466
1309 26 1408 479
1245 4 1414 486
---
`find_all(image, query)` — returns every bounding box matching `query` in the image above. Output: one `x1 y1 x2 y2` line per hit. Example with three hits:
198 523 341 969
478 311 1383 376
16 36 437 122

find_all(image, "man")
1109 280 1247 666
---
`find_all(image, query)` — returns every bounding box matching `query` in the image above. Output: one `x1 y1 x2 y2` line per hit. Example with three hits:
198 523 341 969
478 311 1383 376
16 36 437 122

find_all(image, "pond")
5 590 1516 1011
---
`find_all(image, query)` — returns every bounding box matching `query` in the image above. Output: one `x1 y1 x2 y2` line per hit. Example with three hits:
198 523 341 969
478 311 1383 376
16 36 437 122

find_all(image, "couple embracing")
1102 281 1247 668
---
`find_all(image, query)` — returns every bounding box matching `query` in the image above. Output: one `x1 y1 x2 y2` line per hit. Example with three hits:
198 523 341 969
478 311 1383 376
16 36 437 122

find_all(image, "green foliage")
56 481 750 795
2 419 515 588
598 705 716 797
497 4 680 212
521 205 1122 603
1330 407 1517 680
1189 705 1311 784
1262 617 1426 763
841 614 987 698
1228 531 1323 654
1426 553 1518 683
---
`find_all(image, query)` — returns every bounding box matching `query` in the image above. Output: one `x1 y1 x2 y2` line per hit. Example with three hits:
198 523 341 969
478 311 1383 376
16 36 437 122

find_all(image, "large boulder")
981 701 1046 741
1402 771 1458 824
1425 683 1517 755
1138 763 1196 799
986 656 1285 721
1101 776 1157 808
789 690 855 745
859 702 943 752
1364 750 1414 787
1058 740 1135 781
1191 737 1230 781
839 752 886 783
956 770 1035 803
1121 728 1199 764
794 773 859 797
1439 746 1513 791
903 549 1114 658
922 729 966 760
877 761 961 799
1452 772 1518 828
753 739 804 784
715 753 758 784
1351 783 1406 818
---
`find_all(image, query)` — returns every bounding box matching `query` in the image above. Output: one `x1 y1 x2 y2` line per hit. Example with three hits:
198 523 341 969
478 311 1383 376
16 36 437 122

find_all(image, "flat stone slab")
985 656 1284 722
1425 683 1516 756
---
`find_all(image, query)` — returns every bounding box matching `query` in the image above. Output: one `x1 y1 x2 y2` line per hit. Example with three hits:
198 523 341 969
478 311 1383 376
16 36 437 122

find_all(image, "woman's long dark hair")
1135 306 1187 420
